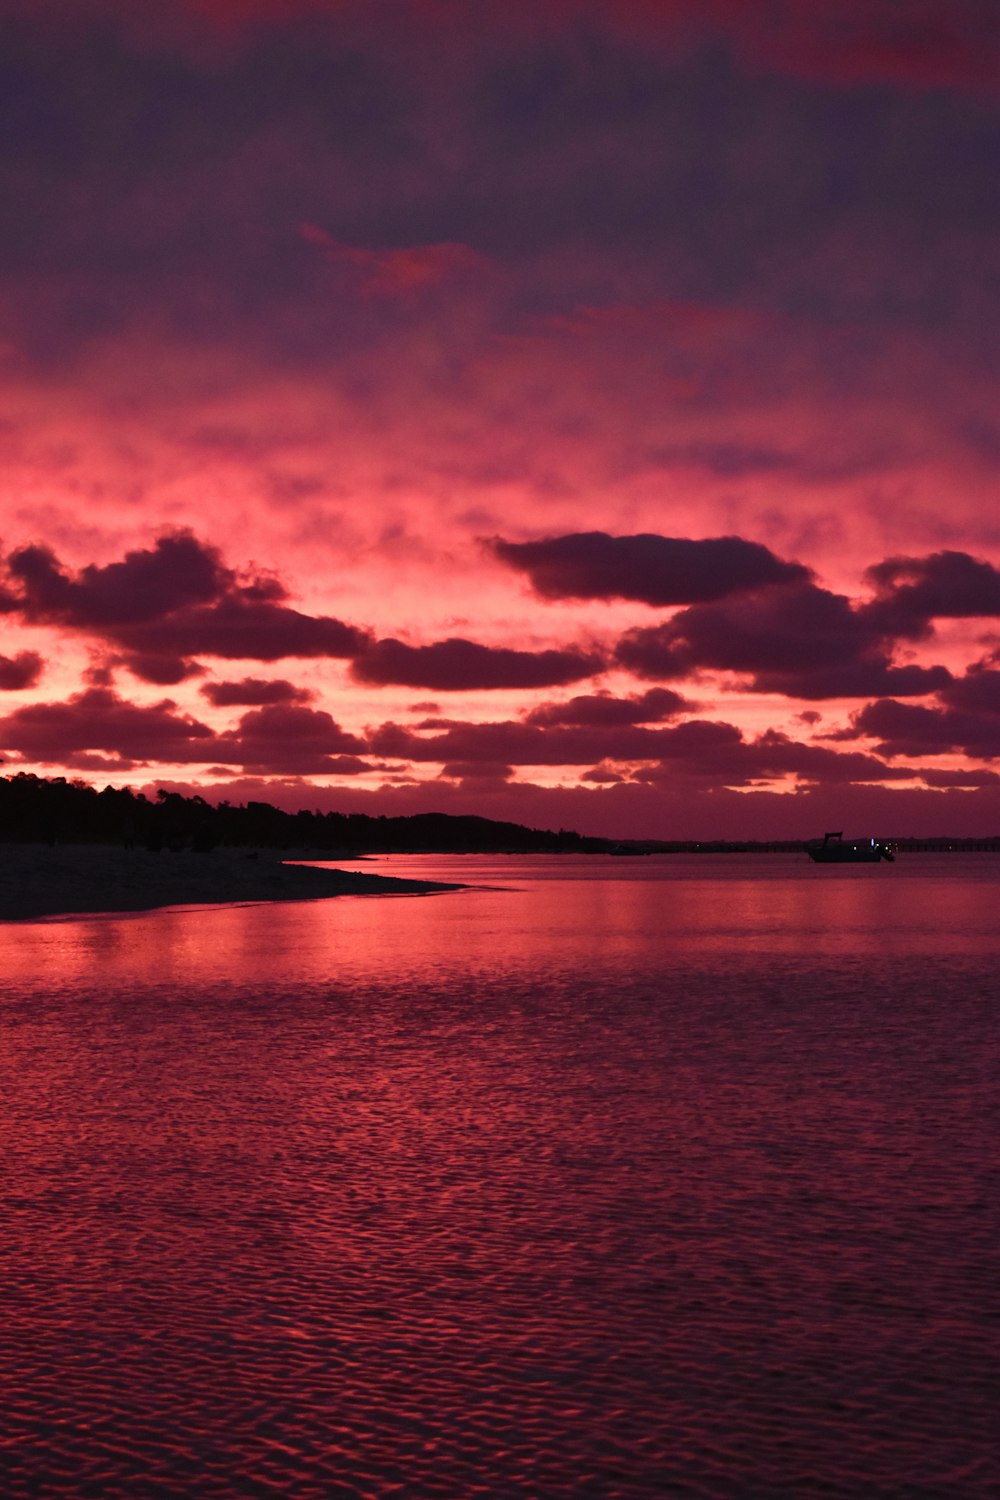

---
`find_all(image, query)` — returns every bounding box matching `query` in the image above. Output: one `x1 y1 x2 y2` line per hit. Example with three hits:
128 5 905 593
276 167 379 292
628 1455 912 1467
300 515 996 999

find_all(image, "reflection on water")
1 855 997 1497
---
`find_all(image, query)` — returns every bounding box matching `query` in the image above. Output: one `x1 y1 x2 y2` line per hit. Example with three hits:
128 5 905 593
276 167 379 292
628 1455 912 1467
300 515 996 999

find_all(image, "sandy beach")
0 844 461 922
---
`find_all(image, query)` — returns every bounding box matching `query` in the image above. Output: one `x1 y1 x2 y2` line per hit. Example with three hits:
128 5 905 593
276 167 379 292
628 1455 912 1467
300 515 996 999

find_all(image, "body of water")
1 853 997 1497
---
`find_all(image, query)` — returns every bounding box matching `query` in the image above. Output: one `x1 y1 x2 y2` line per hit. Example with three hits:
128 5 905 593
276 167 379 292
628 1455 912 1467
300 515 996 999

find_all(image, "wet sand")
0 844 461 921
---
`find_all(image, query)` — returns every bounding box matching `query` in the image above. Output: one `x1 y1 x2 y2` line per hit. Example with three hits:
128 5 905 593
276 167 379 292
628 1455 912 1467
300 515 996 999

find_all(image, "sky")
0 0 998 840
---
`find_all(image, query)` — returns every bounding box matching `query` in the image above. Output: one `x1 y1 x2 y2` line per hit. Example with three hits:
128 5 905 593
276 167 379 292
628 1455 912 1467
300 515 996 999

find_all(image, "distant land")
1 774 999 855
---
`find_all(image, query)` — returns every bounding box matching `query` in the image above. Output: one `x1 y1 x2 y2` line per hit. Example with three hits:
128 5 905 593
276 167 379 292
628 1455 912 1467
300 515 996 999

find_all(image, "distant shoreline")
0 844 463 923
3 838 999 923
602 838 1000 854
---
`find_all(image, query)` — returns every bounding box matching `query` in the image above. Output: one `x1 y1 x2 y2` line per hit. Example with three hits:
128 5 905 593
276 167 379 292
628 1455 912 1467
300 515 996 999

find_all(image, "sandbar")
0 843 462 922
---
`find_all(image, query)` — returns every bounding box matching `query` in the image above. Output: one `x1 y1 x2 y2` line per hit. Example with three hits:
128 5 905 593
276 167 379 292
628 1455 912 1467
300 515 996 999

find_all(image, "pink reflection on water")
1 854 999 992
0 855 997 1496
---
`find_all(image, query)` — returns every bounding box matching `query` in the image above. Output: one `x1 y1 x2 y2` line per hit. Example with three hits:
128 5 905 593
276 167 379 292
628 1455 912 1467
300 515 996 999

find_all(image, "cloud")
6 532 226 626
863 550 1000 638
744 731 913 786
0 651 44 690
491 531 808 605
847 696 1000 760
440 762 514 782
367 712 910 788
615 578 953 699
920 767 999 788
581 765 626 784
367 717 713 767
1 533 371 665
0 0 995 836
0 686 374 776
524 687 688 726
628 724 914 789
750 662 952 703
0 687 214 763
939 666 1000 716
352 637 604 690
117 598 369 663
120 654 206 686
201 676 314 706
212 703 370 774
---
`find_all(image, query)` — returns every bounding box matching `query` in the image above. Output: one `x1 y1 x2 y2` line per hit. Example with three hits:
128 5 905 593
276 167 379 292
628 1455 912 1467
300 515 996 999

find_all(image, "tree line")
0 773 598 853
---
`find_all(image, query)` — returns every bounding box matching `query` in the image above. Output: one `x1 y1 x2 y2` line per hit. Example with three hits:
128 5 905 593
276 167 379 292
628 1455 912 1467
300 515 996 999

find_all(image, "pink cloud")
0 0 994 838
300 226 492 300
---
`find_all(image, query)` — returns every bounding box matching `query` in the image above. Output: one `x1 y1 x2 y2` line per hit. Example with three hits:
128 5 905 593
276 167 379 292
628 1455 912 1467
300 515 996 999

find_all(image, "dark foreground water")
1 853 997 1498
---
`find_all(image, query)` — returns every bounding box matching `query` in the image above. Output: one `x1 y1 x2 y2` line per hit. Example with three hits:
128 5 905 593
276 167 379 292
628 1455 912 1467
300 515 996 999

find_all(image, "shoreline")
0 843 464 922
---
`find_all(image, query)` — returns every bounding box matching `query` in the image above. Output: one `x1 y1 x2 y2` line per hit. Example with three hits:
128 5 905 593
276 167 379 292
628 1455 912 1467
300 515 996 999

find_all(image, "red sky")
1 0 998 839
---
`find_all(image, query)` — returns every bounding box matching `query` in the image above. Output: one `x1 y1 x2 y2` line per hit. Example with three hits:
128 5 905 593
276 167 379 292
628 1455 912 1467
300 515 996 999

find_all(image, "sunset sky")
0 0 997 839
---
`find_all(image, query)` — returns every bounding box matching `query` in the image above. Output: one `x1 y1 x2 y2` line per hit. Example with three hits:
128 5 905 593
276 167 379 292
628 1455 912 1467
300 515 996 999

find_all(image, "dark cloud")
367 713 907 788
367 717 717 767
939 666 1000 716
615 578 952 699
581 765 626 784
846 698 1000 760
839 669 1000 768
524 687 688 727
491 532 808 606
0 686 214 763
863 551 1000 637
611 624 688 681
0 651 44 690
746 731 913 786
121 653 205 686
751 662 952 703
633 726 912 790
440 762 514 781
920 767 1000 788
0 686 372 776
60 751 141 773
644 719 746 775
618 580 873 675
201 677 314 707
212 704 370 775
352 637 604 690
634 719 906 787
6 532 225 626
116 598 369 663
1 534 370 664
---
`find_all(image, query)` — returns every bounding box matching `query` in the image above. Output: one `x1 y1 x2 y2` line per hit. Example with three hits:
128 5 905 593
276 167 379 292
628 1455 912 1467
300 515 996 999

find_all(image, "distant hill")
0 773 604 853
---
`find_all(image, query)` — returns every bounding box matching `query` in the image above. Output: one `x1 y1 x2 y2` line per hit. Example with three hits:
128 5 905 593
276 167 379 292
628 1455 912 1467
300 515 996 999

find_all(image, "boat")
805 831 894 863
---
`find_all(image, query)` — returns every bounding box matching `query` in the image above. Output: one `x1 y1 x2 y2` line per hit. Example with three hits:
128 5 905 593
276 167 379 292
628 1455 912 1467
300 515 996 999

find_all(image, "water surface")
1 854 997 1496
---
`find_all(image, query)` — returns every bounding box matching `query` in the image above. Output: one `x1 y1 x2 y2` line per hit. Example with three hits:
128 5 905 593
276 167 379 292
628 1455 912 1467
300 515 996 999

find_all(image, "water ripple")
1 884 997 1497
